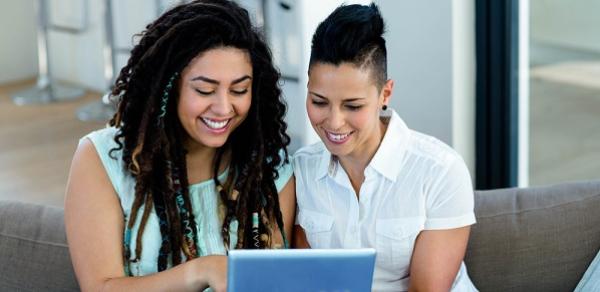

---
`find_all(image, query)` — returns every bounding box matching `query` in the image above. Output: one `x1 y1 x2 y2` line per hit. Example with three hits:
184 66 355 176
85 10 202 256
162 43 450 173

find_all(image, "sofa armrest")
0 200 79 291
465 181 600 292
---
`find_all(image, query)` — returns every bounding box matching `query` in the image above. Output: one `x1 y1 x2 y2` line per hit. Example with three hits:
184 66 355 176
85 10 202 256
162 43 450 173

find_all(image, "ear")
380 79 394 106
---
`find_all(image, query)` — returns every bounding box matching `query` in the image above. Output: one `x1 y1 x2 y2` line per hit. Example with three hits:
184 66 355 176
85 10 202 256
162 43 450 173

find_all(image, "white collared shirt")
294 110 478 292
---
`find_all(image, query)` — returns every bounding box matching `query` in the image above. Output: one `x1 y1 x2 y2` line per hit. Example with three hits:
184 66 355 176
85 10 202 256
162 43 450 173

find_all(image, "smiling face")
177 47 253 151
307 62 392 160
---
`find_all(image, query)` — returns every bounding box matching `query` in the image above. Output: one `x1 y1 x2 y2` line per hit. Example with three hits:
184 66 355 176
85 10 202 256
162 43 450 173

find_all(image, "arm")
64 139 226 292
272 176 296 248
408 155 475 291
408 226 471 292
292 225 311 248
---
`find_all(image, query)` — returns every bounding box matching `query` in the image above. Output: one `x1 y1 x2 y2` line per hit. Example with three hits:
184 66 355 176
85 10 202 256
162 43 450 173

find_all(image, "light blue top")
83 127 293 276
575 250 600 292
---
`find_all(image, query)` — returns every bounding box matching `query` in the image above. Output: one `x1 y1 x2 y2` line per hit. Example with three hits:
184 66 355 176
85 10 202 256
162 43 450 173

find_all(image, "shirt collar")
368 110 410 182
315 110 410 182
316 146 334 180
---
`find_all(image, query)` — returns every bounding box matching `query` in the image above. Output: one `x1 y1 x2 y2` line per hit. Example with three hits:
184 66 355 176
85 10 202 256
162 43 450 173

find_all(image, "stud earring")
382 104 388 111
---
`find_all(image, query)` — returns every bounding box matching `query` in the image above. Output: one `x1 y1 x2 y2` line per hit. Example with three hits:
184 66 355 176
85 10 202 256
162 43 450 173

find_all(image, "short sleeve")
424 156 476 230
273 150 293 192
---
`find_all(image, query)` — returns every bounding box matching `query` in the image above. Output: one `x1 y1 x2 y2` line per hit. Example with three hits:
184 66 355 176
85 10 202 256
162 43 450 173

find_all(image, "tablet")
227 248 376 292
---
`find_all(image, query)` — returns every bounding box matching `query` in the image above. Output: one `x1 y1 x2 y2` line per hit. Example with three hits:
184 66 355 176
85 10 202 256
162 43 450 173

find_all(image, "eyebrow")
191 75 252 85
309 91 365 102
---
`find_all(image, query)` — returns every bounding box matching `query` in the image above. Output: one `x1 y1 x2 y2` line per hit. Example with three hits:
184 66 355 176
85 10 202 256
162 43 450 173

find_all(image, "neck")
338 119 388 195
184 140 228 185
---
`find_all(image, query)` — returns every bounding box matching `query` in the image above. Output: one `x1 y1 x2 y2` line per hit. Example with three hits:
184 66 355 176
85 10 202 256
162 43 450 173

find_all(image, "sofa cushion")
465 181 600 292
0 200 79 291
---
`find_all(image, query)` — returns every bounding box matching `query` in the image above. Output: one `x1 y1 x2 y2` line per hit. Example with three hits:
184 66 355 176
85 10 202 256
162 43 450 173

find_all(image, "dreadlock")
107 0 290 272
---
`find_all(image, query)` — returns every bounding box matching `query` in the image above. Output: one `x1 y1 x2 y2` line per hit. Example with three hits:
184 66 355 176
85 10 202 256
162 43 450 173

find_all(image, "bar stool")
77 0 117 122
76 0 189 122
12 0 87 105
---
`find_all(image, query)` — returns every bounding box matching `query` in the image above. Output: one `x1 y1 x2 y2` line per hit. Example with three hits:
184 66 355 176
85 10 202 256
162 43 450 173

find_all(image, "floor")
0 79 105 207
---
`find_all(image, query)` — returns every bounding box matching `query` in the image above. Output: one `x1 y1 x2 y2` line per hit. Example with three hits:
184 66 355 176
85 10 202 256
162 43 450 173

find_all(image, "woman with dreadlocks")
64 1 294 291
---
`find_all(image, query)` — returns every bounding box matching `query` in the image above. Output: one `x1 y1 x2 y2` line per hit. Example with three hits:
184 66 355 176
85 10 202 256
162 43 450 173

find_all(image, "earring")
382 104 388 111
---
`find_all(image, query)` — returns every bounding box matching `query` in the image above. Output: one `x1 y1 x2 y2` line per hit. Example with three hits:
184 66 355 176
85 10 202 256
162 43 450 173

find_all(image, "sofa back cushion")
0 200 79 291
2 181 600 291
465 181 600 292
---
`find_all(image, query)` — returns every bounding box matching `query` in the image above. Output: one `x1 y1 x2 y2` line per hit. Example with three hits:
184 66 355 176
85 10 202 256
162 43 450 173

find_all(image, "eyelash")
346 105 363 111
311 100 363 111
231 89 248 95
195 89 213 95
195 89 248 96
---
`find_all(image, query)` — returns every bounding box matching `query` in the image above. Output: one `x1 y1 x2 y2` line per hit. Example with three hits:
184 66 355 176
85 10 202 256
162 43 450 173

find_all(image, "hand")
199 255 227 292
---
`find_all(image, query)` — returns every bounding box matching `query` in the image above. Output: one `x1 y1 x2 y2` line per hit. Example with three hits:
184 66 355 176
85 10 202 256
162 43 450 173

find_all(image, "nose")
211 91 233 116
327 107 345 131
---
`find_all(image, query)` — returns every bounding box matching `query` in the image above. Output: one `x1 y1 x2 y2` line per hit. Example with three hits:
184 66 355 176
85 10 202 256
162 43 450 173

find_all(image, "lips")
324 129 353 144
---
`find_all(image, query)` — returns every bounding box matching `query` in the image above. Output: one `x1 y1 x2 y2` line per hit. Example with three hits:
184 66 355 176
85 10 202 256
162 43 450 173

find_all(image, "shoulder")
82 127 120 151
68 134 121 205
292 142 328 186
404 132 473 208
79 127 133 201
406 130 464 172
80 127 124 163
272 149 294 192
293 141 327 165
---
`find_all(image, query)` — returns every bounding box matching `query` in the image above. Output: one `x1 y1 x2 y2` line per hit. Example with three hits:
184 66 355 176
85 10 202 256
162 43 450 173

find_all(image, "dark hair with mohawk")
309 3 387 89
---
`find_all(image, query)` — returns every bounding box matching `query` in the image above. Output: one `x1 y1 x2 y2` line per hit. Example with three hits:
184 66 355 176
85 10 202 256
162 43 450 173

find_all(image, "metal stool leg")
12 0 84 105
77 0 116 122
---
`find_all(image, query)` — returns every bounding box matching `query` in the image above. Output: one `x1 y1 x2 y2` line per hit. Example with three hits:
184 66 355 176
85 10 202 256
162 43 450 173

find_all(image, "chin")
205 139 228 148
190 135 228 148
322 142 350 158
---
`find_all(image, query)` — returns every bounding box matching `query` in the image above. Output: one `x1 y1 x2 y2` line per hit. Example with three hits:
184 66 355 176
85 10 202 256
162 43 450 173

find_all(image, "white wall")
376 0 453 143
452 0 476 176
531 0 600 53
376 0 476 174
0 0 38 84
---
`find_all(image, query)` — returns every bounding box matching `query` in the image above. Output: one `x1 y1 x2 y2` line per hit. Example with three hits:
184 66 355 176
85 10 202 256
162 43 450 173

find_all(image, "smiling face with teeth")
307 62 393 160
177 47 253 151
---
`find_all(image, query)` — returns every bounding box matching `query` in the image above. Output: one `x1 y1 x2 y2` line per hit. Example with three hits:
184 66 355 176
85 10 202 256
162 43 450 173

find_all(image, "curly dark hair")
107 0 289 272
